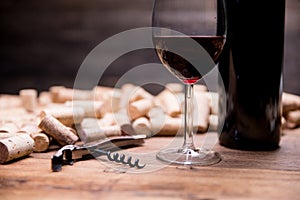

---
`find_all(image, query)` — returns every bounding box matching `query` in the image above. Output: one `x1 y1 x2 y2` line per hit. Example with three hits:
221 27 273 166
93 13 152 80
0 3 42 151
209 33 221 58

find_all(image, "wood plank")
0 158 299 200
0 129 300 199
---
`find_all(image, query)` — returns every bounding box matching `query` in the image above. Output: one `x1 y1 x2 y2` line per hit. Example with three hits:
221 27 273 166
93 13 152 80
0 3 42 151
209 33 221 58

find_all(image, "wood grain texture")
0 128 299 200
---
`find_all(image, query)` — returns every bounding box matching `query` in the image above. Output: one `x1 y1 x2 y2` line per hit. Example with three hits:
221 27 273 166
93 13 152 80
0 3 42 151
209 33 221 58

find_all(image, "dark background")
0 0 299 95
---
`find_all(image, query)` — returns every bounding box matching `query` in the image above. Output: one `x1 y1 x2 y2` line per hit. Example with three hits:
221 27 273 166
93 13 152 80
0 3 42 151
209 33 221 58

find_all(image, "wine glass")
152 0 226 165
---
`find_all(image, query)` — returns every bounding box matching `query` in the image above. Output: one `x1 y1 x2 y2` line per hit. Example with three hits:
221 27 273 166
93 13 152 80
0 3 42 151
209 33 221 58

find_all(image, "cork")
93 86 115 101
97 113 117 127
282 116 297 129
17 124 50 151
194 84 208 92
82 118 102 129
40 107 85 126
147 106 165 119
49 86 65 103
93 86 121 113
114 109 131 125
132 117 152 137
100 98 118 116
119 84 154 109
129 86 154 103
207 92 219 115
208 114 218 131
0 95 22 109
155 89 181 117
19 89 37 112
79 126 122 143
31 132 50 152
150 115 183 136
38 114 79 146
128 99 153 120
194 92 210 133
119 83 136 109
165 83 184 93
282 92 300 113
50 86 93 103
65 100 104 118
148 107 183 136
82 111 134 133
38 91 52 106
72 89 94 101
0 134 35 164
286 110 300 126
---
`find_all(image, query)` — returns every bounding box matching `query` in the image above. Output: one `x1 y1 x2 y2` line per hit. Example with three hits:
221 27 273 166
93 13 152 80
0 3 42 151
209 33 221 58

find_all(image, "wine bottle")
218 0 286 150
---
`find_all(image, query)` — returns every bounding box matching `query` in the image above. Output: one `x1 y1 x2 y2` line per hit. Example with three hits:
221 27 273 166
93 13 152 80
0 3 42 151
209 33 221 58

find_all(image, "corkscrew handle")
51 135 146 172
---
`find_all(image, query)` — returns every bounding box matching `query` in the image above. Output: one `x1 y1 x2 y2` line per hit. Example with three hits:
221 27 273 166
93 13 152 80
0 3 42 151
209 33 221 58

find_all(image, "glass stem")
182 84 196 150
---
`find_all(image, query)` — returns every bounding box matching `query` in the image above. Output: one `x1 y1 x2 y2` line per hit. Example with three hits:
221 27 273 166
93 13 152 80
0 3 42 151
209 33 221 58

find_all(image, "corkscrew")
93 149 145 169
51 135 146 172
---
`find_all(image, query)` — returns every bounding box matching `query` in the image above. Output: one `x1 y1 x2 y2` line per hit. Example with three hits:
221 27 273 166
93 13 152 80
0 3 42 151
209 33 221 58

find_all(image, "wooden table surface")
1 127 300 200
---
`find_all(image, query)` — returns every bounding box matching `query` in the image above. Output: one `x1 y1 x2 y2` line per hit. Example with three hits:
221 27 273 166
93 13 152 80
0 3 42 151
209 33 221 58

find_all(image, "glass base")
156 147 221 166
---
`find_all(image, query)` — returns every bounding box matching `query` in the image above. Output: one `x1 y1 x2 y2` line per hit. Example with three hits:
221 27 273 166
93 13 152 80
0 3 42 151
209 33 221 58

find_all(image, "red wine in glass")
154 36 225 84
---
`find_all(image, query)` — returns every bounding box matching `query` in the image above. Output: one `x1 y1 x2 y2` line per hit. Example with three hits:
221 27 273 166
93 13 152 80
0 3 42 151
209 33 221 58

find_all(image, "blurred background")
0 0 299 95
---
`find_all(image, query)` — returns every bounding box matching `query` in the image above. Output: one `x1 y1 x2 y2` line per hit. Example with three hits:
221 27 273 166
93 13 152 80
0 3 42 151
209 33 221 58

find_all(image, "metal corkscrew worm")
51 135 146 172
94 149 145 169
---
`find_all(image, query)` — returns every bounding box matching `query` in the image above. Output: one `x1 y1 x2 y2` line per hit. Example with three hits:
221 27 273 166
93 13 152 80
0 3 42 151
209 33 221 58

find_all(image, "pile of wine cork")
44 83 219 137
1 84 300 164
